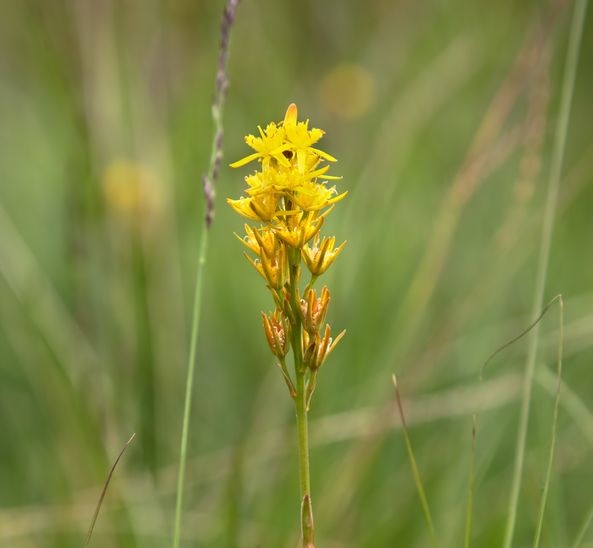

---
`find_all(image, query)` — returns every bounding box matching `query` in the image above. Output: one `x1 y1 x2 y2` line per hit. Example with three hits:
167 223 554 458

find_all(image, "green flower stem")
304 274 318 295
278 356 297 398
296 370 314 547
288 248 315 547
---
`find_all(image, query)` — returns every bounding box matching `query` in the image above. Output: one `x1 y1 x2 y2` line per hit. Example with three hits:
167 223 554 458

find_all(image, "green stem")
533 296 564 548
503 1 588 546
571 500 593 548
289 249 315 547
296 370 314 546
464 415 476 548
278 356 297 398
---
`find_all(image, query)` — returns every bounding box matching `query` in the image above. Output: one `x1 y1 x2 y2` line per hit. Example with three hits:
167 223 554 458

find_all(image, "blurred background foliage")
0 0 592 546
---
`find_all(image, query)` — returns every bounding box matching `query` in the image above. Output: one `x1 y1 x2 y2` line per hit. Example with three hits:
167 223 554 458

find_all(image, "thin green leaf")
392 374 437 548
571 501 593 548
533 296 564 547
85 433 136 546
464 415 476 548
503 0 588 540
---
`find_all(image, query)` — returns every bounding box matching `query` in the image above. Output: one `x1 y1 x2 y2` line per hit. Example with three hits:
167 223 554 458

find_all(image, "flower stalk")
288 247 314 544
229 104 346 546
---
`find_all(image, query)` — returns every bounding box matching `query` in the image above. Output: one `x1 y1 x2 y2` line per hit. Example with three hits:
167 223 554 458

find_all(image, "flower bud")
299 287 331 335
307 324 346 371
262 310 290 358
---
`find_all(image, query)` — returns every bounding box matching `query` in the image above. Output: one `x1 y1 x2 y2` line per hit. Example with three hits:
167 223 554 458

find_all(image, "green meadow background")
1 0 592 546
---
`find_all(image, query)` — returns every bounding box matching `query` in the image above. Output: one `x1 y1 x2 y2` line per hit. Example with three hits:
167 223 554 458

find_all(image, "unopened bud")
262 310 290 358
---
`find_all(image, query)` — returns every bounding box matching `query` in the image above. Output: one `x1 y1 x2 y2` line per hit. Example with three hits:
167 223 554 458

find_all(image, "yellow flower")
230 103 336 171
282 104 337 172
245 241 288 290
244 168 293 196
302 235 346 275
228 103 345 231
227 192 279 222
236 224 277 258
102 160 162 224
292 180 347 212
274 212 324 249
229 122 291 169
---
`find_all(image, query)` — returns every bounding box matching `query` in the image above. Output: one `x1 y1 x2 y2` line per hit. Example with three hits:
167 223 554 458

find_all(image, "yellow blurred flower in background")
320 63 375 120
102 160 163 230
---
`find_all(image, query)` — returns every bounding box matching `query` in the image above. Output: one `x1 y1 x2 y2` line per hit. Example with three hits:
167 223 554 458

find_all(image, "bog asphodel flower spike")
229 104 346 548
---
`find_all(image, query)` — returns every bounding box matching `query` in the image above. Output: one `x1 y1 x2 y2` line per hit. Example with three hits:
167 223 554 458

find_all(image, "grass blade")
503 0 588 543
85 433 136 546
463 415 476 548
533 296 564 547
471 294 562 548
571 501 593 548
391 374 437 547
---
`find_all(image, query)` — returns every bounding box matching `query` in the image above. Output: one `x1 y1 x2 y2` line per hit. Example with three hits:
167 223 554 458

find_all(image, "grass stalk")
85 433 136 546
503 0 588 545
172 231 208 548
571 501 593 548
172 2 241 546
392 374 437 547
463 415 476 548
533 296 564 547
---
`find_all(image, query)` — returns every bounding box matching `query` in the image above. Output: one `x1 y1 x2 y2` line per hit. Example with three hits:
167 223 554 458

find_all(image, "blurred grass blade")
571 501 593 548
480 297 560 380
533 296 564 547
471 294 561 547
391 374 437 547
503 0 588 542
463 415 476 548
537 366 593 449
85 433 136 546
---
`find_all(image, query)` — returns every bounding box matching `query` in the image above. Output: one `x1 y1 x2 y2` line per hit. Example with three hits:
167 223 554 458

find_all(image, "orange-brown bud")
262 310 290 358
305 324 346 371
299 287 331 335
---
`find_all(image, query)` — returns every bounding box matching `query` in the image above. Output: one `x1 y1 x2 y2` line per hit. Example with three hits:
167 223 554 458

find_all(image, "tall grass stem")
533 296 564 547
571 501 593 548
463 415 476 548
392 375 437 548
172 1 241 546
503 1 588 545
172 233 208 548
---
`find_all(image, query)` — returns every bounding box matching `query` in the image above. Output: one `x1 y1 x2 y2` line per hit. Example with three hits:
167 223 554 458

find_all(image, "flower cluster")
228 104 346 405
